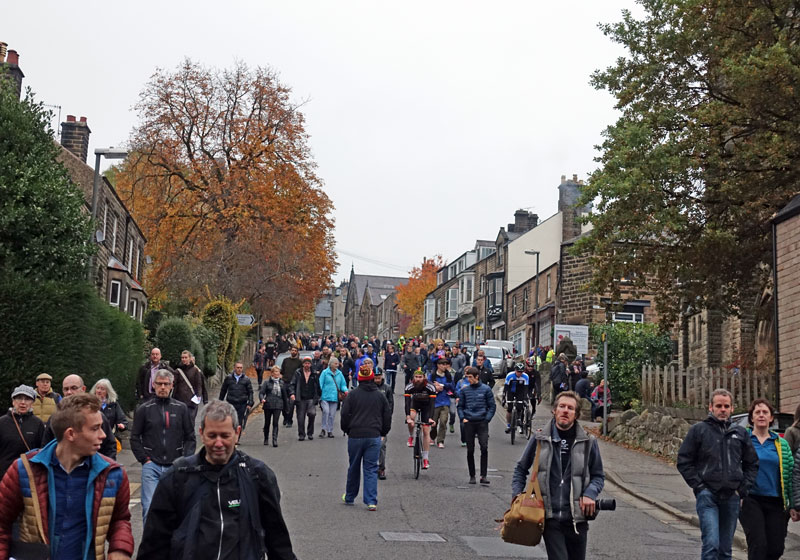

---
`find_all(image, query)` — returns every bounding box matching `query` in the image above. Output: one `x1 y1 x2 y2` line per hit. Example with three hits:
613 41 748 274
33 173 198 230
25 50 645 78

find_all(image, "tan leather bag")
498 442 545 546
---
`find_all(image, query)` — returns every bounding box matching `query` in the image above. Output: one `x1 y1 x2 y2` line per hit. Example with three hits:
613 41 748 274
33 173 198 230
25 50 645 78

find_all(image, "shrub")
590 322 673 408
0 274 145 410
191 323 218 376
201 298 238 372
155 317 195 368
142 308 163 342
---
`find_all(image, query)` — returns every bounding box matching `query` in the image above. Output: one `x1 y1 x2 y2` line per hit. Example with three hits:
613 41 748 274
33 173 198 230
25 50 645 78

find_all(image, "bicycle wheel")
525 406 533 440
510 407 517 445
413 427 421 479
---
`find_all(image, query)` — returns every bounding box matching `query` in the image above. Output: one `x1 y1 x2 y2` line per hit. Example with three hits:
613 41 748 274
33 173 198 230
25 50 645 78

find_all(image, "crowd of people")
3 330 800 559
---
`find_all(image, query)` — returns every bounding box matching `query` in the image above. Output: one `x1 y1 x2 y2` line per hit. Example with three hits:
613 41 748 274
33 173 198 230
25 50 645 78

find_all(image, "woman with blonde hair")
90 378 128 434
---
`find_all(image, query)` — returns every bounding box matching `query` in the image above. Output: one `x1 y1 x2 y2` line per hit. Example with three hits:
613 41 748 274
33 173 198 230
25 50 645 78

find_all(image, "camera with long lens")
587 498 616 519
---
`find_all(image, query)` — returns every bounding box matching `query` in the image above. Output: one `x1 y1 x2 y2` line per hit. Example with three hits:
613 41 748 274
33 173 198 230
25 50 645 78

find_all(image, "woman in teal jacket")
319 357 348 438
740 398 793 560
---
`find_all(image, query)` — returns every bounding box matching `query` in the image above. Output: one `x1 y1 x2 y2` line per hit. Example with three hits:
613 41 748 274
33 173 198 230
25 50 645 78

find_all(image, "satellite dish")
94 230 105 243
145 255 153 265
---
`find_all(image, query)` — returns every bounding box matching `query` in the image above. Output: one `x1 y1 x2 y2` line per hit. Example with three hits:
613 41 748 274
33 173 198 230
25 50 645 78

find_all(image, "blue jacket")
456 382 496 423
428 372 455 408
319 368 348 403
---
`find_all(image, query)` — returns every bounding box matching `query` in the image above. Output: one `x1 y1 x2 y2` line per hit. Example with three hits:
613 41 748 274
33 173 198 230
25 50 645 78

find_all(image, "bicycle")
507 398 531 445
410 416 433 479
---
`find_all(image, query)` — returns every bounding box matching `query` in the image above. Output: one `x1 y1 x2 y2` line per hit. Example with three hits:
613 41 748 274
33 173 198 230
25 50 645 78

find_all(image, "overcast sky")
4 1 639 284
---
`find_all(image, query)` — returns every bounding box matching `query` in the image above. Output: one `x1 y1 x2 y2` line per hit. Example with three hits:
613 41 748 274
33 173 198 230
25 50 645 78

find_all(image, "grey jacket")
512 419 604 523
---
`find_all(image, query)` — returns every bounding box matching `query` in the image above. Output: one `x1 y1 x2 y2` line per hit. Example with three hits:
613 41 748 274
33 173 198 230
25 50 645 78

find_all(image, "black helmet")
514 362 526 372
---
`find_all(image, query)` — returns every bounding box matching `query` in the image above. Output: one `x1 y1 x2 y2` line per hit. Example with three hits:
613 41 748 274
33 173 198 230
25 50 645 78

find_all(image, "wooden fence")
641 365 775 410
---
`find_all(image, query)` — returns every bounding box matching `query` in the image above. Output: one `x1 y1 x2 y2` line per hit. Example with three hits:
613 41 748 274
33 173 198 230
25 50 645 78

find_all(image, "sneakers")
298 435 305 441
407 436 414 447
342 493 354 506
263 438 269 445
460 442 467 447
449 424 454 433
320 430 327 438
469 476 476 484
378 470 386 480
480 477 490 485
437 442 445 449
308 434 314 440
505 425 511 434
367 504 377 511
328 432 334 438
422 459 430 469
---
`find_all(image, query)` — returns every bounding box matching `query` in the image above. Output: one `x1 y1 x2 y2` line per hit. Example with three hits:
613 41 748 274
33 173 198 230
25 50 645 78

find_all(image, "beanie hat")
358 363 374 382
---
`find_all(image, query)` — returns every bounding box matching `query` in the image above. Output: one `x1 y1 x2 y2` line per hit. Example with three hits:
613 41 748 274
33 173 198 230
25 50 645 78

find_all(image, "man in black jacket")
138 399 296 560
289 357 320 441
341 362 391 510
550 353 568 398
280 346 303 427
136 347 173 403
677 389 759 560
131 369 196 522
219 362 254 427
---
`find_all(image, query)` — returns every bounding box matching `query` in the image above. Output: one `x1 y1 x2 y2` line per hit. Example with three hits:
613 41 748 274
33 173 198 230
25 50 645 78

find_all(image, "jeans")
739 495 788 560
379 436 387 471
140 461 169 521
448 398 457 426
295 398 317 437
385 370 396 391
345 437 381 505
696 489 739 560
320 400 338 433
543 519 588 560
463 420 489 477
263 408 281 441
432 405 449 444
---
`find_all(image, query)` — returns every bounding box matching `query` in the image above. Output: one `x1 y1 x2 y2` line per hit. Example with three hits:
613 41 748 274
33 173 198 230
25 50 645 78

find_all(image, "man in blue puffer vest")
457 366 496 485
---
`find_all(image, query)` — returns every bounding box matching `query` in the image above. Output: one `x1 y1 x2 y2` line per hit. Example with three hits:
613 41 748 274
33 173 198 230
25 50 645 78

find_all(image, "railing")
641 365 774 410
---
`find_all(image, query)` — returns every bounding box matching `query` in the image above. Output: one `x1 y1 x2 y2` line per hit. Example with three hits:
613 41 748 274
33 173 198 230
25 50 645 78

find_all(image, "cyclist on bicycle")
503 362 531 434
404 369 437 469
524 355 541 410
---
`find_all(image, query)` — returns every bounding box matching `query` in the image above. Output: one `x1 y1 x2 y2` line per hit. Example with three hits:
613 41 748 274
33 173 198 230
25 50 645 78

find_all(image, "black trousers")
230 402 247 427
463 420 489 477
263 409 281 440
283 400 295 425
739 494 788 560
543 520 588 560
295 398 317 437
255 368 264 386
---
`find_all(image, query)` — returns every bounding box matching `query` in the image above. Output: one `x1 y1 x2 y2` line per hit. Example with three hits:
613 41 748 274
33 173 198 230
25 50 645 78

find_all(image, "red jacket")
0 440 134 559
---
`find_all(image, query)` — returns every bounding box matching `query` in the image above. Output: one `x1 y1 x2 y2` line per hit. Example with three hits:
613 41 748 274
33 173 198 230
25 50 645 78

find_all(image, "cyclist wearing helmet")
404 369 437 469
525 355 541 408
503 362 531 434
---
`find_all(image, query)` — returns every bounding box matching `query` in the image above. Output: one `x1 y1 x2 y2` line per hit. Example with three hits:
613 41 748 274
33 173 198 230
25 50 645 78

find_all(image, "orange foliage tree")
395 256 444 336
115 59 335 322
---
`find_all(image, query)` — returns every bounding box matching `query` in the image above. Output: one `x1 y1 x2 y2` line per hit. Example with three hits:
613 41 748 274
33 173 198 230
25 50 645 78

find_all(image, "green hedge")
0 274 146 410
155 317 194 368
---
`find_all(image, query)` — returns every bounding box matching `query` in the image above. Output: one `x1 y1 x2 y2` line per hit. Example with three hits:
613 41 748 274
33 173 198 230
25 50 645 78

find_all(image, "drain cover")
380 532 446 542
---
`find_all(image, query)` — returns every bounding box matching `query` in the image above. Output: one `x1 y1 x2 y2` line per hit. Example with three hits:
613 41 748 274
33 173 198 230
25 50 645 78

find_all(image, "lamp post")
525 250 540 347
87 147 128 282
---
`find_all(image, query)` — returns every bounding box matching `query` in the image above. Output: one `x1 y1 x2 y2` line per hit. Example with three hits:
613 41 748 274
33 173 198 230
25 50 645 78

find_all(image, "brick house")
774 194 800 412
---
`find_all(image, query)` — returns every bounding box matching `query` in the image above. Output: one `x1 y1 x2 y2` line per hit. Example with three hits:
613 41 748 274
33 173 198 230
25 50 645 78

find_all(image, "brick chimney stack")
509 209 539 234
0 45 25 101
558 174 586 241
61 115 92 163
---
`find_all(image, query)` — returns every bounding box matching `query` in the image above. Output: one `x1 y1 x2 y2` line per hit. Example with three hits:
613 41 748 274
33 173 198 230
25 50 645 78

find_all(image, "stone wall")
608 409 690 461
777 212 800 412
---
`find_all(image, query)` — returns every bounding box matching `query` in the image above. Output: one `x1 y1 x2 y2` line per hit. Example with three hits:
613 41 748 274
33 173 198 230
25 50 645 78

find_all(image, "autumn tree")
579 0 800 325
395 256 444 336
115 59 335 322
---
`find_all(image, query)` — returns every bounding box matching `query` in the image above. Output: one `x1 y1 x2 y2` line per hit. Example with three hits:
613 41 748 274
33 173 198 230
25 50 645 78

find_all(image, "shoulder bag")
331 372 346 402
497 441 545 546
10 453 50 559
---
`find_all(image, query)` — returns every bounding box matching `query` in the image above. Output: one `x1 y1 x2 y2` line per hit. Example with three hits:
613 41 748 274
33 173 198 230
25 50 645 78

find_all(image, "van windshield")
482 347 503 359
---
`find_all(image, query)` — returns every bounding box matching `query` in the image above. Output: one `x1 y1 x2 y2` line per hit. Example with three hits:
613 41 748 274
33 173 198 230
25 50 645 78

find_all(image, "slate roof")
350 274 408 306
315 298 332 318
774 194 800 224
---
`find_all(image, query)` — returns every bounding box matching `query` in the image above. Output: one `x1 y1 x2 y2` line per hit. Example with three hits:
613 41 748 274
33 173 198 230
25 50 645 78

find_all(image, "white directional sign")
553 324 589 355
237 314 255 326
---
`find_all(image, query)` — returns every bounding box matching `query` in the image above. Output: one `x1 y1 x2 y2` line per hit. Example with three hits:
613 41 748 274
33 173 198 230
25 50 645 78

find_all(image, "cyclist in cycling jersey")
404 369 437 469
503 362 531 434
525 355 541 407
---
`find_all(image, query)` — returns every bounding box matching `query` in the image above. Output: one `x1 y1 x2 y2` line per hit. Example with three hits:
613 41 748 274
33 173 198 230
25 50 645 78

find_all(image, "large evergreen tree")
0 81 93 281
579 0 800 324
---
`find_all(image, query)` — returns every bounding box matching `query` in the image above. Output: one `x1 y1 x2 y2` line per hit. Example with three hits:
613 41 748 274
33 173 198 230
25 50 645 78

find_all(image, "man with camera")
512 391 605 560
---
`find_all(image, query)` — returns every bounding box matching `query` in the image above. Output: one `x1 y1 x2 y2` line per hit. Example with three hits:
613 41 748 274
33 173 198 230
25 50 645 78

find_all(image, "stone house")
375 290 409 343
343 267 408 336
313 289 333 335
330 280 348 336
774 194 800 412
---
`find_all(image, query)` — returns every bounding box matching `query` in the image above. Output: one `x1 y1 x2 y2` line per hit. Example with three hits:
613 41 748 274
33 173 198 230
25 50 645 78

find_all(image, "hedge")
0 274 146 410
155 317 194 368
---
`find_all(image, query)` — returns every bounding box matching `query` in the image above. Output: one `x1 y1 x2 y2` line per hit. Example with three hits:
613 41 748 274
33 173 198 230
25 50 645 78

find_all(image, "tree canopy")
578 0 800 324
115 59 336 322
0 82 93 281
395 256 444 336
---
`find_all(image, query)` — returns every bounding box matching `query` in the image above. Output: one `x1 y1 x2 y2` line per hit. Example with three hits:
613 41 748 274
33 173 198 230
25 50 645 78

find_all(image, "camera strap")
524 442 544 503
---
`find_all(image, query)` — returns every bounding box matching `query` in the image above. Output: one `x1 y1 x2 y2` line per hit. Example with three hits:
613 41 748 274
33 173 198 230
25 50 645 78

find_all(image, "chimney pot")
6 49 18 65
561 174 566 184
67 115 76 122
0 42 7 63
573 174 578 182
79 116 87 123
61 115 92 163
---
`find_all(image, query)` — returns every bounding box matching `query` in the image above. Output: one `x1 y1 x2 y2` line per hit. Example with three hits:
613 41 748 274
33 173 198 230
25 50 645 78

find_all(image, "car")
480 345 508 377
274 350 314 369
731 412 794 437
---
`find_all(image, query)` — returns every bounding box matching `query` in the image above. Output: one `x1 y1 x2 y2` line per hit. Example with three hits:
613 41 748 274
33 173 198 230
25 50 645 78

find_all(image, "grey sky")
4 1 638 284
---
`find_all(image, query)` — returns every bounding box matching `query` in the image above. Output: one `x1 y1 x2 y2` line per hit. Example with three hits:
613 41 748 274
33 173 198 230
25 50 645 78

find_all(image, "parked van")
485 339 516 369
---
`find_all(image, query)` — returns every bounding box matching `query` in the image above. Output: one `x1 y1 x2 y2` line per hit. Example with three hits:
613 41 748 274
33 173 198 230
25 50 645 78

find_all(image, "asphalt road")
120 383 747 559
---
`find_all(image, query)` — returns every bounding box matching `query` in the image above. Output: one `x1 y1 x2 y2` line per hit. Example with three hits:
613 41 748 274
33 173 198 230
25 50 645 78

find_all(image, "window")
436 298 441 319
523 288 529 313
479 246 495 260
612 312 644 323
488 277 503 309
124 286 129 312
111 214 118 254
437 271 443 285
102 201 108 240
546 274 552 300
497 246 503 266
109 280 121 307
465 276 473 303
127 238 133 269
134 246 140 280
446 288 458 319
129 298 138 319
480 275 485 295
512 295 518 318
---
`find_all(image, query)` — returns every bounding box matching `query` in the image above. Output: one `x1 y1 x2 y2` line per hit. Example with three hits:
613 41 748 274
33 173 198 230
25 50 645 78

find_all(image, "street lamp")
87 147 128 281
525 250 540 346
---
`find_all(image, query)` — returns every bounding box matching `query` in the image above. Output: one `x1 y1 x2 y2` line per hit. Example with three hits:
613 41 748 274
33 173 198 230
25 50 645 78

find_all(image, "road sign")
237 314 255 326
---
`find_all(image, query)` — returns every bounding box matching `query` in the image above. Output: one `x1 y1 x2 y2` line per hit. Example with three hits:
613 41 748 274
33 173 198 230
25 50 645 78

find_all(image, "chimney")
0 42 7 62
558 173 584 241
61 115 92 163
510 209 538 234
1 46 25 101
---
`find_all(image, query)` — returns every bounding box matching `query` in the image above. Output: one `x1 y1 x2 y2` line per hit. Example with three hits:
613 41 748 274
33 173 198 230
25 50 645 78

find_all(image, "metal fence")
641 365 774 410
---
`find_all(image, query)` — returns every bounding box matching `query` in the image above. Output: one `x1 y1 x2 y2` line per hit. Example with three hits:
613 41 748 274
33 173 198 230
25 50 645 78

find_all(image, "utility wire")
337 249 412 273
